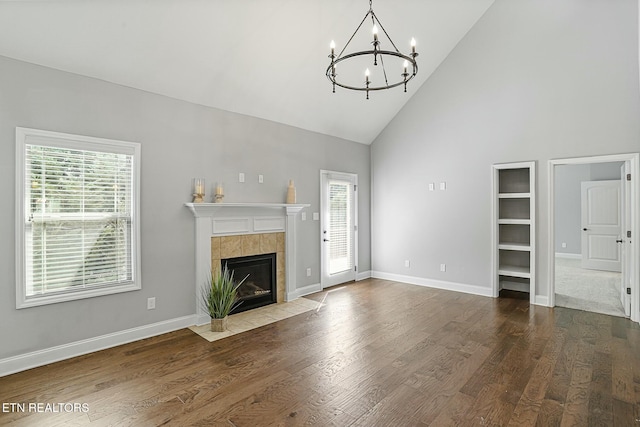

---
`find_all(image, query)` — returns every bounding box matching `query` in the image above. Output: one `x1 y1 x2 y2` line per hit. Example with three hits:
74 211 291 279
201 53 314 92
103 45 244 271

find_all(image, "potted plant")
202 265 248 332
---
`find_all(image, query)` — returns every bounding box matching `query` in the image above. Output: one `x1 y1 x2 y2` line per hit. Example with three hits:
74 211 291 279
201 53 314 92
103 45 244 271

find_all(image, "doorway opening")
548 153 639 322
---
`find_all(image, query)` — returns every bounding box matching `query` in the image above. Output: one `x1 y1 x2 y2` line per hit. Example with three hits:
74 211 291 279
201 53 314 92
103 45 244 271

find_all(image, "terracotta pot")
210 316 228 332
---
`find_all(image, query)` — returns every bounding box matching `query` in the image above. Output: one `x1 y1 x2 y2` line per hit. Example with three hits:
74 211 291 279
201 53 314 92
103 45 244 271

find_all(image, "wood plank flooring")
2 278 640 426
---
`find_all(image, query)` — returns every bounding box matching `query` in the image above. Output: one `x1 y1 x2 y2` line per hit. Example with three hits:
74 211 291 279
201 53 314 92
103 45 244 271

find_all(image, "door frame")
320 170 358 289
548 153 639 322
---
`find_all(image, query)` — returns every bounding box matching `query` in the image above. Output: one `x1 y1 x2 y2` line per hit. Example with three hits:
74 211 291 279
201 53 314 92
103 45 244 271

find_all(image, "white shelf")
498 193 531 199
498 242 531 251
498 265 531 279
185 202 310 218
498 218 531 225
492 161 536 302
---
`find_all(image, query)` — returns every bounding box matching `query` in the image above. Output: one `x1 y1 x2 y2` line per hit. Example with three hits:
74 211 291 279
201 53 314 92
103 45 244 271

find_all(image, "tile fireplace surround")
186 203 309 325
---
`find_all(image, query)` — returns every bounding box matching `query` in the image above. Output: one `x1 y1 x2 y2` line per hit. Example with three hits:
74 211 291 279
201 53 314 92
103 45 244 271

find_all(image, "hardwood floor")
2 278 640 426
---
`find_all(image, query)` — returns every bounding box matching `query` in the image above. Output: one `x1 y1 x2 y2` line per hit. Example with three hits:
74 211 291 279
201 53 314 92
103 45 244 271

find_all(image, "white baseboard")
356 270 372 281
371 271 493 298
287 283 322 301
534 295 550 307
555 252 582 260
0 315 197 378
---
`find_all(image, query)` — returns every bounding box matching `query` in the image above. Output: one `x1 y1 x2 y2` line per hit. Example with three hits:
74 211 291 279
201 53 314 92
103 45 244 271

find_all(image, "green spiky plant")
202 264 248 319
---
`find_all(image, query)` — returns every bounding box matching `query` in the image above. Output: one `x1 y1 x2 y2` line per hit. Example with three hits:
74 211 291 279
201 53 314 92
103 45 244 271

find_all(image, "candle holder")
193 178 205 203
214 182 224 203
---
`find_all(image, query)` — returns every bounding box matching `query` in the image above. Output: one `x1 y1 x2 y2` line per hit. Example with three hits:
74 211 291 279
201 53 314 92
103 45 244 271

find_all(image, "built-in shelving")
492 162 536 302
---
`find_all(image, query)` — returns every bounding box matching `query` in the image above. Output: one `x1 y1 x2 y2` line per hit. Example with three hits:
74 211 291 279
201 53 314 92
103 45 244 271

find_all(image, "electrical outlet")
440 264 446 272
147 297 156 310
404 260 410 268
306 268 311 277
258 174 264 183
239 172 245 183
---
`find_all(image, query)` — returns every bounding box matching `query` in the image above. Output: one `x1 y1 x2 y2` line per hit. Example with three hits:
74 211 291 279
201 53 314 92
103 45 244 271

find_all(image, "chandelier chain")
336 10 371 59
372 12 401 54
378 51 390 87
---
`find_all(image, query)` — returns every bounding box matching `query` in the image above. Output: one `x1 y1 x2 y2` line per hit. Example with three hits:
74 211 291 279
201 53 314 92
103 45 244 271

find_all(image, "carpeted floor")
555 256 625 317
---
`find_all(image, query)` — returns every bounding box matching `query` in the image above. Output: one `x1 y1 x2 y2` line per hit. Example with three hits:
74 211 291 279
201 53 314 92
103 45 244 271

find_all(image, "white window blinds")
328 180 353 275
16 128 141 308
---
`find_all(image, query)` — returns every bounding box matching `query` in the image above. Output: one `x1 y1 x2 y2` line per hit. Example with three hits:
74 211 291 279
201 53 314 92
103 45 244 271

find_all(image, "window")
16 128 141 308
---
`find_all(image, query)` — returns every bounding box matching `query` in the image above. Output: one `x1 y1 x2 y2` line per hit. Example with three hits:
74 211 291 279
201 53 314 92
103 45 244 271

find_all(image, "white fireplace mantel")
185 202 307 217
185 202 309 325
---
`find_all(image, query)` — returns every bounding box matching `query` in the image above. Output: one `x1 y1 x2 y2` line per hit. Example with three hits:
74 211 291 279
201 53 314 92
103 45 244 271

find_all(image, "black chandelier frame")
326 0 418 98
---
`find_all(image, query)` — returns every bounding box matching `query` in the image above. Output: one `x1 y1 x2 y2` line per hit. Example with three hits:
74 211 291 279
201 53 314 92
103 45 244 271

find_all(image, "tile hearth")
189 297 321 342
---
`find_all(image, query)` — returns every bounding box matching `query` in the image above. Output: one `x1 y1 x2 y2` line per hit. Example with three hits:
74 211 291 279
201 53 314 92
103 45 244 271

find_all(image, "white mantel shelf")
185 202 309 217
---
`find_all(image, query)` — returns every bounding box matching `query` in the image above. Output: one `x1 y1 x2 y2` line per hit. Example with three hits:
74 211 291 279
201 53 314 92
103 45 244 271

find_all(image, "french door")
320 171 357 288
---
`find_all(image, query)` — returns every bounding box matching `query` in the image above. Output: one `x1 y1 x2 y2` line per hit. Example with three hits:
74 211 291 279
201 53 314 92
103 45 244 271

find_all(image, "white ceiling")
0 0 494 144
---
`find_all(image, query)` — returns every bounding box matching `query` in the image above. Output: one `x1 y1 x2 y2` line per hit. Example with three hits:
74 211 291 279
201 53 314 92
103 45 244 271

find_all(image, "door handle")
323 238 330 242
616 239 624 243
583 228 588 231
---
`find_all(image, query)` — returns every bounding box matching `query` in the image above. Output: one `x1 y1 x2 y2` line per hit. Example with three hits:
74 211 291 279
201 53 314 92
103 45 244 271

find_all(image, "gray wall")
0 55 371 359
371 0 640 300
554 162 623 255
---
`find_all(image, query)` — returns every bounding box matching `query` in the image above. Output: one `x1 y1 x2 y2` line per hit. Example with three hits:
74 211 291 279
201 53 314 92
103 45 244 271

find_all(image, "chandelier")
326 0 418 99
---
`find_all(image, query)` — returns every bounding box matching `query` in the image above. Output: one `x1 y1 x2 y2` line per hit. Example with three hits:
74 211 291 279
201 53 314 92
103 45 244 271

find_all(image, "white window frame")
15 127 142 308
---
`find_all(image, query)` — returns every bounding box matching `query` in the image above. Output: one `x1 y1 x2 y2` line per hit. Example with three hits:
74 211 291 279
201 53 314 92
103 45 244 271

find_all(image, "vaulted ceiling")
0 0 494 144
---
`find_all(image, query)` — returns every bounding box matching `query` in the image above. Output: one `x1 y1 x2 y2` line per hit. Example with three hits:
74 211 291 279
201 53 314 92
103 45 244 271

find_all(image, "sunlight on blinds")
25 144 134 297
328 180 353 275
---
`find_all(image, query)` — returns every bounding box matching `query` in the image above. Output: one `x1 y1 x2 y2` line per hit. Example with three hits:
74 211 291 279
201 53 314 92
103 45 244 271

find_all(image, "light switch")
439 182 446 191
258 175 264 183
313 212 319 221
239 173 245 183
301 212 307 221
428 183 435 191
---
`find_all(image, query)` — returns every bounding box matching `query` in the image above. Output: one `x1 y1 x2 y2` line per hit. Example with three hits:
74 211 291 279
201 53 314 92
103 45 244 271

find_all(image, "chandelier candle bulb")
372 25 378 41
411 38 416 54
330 40 335 56
365 68 370 83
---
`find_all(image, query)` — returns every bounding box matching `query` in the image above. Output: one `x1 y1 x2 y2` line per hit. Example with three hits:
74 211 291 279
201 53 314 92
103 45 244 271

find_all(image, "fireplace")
185 202 309 325
223 253 277 314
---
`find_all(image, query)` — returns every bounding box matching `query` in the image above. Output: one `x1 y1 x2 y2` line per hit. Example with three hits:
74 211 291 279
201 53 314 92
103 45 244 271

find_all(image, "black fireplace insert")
222 252 277 314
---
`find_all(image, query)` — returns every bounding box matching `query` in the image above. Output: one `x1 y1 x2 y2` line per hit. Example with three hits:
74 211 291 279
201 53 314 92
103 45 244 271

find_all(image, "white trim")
534 295 549 306
15 127 142 309
0 315 196 377
287 283 322 301
548 153 640 322
356 270 372 281
555 252 582 260
371 271 494 298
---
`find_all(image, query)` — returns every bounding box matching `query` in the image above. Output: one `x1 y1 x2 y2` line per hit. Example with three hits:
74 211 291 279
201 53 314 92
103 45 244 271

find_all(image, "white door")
320 171 357 288
581 180 622 272
621 164 631 316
